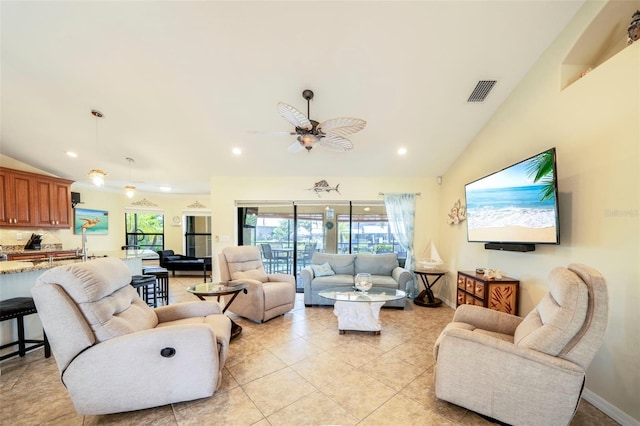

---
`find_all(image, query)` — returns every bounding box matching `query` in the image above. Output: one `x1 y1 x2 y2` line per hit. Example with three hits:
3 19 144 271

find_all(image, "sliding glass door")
237 201 405 291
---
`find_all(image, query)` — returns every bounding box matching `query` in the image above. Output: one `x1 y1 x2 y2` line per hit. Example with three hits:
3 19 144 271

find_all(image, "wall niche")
561 0 640 89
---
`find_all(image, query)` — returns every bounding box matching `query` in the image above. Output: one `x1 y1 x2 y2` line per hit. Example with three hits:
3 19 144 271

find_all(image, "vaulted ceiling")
0 1 585 194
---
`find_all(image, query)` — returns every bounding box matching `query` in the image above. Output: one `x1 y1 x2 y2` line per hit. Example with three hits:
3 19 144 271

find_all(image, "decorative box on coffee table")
456 271 519 315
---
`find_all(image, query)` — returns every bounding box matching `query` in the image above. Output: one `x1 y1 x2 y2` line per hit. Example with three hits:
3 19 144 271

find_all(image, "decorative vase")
355 273 372 294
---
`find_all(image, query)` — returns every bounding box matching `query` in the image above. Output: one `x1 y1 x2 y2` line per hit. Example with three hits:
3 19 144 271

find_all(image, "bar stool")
0 297 51 361
130 275 157 307
141 266 170 306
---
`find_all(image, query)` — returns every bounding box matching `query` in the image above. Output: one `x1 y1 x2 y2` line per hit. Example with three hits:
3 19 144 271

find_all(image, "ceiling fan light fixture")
298 134 318 150
278 89 366 154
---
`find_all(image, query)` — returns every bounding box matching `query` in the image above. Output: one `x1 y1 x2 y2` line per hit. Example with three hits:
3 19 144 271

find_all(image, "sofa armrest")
437 326 582 371
452 304 523 335
300 267 314 288
154 301 222 322
227 278 262 293
392 266 413 291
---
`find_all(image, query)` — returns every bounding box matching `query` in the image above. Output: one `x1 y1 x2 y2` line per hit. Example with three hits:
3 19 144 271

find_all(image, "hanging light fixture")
88 110 107 186
124 157 136 198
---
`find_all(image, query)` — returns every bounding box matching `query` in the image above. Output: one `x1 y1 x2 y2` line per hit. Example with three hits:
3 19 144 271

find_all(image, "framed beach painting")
74 208 109 235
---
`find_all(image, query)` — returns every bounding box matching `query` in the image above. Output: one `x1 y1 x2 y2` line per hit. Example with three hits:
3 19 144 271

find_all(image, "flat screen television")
464 147 560 250
243 207 258 228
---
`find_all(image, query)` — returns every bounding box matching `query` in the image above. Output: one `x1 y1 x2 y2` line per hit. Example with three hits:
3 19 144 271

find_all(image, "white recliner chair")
433 263 608 426
31 257 231 415
218 246 296 322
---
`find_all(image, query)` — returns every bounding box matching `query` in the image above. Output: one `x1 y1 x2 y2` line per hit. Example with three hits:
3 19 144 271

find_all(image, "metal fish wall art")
309 180 340 197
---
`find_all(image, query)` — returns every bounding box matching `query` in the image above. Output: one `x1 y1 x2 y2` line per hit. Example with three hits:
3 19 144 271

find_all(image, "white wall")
439 3 639 423
209 175 440 281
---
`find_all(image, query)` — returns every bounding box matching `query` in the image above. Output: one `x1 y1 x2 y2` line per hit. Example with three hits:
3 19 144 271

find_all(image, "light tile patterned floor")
0 276 618 425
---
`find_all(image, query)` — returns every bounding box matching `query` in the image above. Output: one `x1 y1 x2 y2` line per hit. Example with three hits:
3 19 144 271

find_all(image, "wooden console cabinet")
0 167 73 229
457 271 519 316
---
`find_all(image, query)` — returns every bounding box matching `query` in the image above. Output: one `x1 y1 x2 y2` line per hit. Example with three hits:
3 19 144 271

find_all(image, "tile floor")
0 276 618 425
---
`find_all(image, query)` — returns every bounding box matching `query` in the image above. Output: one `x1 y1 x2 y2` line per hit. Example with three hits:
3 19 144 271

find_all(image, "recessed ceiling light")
232 147 242 155
397 148 407 155
364 207 371 212
65 151 78 158
159 186 171 192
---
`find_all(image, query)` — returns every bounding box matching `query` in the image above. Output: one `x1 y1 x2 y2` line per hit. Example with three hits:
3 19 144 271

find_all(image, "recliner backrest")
513 267 588 356
561 263 609 369
219 246 268 282
34 257 158 343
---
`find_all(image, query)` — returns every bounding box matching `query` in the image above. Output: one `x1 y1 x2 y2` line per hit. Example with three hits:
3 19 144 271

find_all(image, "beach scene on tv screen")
466 150 557 243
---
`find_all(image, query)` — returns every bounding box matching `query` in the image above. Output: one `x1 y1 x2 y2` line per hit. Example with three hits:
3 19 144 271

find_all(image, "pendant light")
88 110 107 186
124 157 136 198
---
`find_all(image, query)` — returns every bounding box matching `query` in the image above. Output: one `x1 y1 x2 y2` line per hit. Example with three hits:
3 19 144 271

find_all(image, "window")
124 212 164 251
184 215 211 258
346 206 404 257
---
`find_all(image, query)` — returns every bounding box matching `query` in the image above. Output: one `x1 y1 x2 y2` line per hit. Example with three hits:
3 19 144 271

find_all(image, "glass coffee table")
319 287 406 335
187 282 248 339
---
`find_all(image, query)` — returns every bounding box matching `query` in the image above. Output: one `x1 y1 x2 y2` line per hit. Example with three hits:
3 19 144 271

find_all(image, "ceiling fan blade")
278 102 312 130
318 117 366 137
318 135 354 152
288 140 306 153
249 130 296 135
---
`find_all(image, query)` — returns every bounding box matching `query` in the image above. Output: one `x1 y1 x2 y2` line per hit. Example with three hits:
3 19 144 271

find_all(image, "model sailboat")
418 240 443 269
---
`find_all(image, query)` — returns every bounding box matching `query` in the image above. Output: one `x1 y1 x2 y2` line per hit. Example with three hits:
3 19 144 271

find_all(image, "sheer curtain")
383 193 416 297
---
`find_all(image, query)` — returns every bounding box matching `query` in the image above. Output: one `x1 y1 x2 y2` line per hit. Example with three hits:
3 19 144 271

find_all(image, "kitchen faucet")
81 228 88 262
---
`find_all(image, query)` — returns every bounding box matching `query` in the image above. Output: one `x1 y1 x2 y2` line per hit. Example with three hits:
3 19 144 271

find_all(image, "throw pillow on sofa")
311 262 335 277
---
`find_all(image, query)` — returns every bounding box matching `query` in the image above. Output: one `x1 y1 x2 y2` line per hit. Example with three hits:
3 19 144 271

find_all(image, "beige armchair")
218 246 296 322
433 263 608 426
31 257 231 415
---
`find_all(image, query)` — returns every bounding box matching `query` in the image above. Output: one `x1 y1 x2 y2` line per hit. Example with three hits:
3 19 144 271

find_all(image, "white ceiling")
0 1 585 195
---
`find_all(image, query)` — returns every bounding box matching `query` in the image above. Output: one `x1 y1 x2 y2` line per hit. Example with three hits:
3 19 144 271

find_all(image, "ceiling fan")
277 90 366 153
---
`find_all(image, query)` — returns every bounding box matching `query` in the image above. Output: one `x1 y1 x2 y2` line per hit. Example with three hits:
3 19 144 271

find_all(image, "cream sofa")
300 252 412 308
31 257 232 415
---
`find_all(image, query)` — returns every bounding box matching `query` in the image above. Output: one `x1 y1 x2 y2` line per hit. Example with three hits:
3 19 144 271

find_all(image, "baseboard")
439 296 456 310
582 388 639 426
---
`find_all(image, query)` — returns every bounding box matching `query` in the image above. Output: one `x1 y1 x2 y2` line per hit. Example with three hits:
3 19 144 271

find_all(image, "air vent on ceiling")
467 80 497 102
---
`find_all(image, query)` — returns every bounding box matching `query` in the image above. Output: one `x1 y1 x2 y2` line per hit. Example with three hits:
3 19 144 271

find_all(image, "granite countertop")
0 258 83 274
0 249 157 275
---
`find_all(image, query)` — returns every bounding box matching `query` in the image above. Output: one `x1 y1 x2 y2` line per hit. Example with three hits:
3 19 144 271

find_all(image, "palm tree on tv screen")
526 150 555 201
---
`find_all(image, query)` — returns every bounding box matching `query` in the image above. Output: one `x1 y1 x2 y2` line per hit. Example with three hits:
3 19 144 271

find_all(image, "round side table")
413 270 446 307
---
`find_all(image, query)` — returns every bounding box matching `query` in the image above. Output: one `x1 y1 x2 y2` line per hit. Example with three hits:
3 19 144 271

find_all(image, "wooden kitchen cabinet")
457 271 519 315
34 176 73 228
0 168 36 227
0 167 74 229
